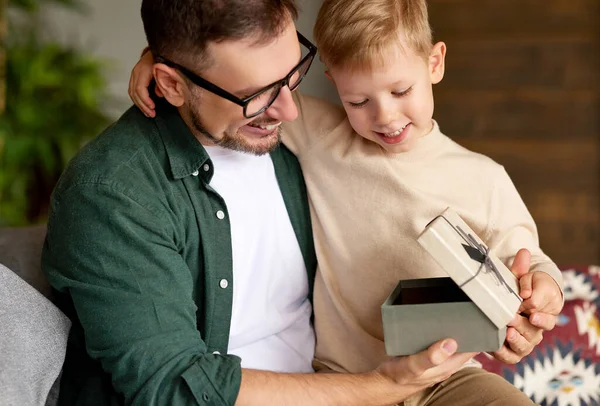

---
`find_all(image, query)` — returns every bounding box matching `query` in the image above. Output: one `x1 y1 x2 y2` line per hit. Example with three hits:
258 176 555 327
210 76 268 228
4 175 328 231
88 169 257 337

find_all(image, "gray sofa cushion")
0 264 71 406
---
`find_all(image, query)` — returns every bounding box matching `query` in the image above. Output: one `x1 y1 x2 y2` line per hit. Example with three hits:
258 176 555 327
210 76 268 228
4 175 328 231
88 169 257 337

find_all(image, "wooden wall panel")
429 0 600 265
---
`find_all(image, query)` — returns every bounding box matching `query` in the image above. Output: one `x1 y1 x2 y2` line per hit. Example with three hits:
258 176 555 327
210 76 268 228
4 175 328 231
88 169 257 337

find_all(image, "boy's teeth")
384 123 408 137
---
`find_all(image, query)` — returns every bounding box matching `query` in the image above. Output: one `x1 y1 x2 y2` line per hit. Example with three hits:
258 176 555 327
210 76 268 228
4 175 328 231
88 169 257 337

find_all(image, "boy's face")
327 41 446 154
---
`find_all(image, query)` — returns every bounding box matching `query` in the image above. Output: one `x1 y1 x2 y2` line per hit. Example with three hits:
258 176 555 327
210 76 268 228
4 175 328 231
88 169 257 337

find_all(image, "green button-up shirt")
42 101 317 405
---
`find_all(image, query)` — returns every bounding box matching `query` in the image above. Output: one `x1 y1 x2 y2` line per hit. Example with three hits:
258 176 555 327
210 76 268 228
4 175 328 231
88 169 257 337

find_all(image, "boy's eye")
348 99 368 108
393 87 413 97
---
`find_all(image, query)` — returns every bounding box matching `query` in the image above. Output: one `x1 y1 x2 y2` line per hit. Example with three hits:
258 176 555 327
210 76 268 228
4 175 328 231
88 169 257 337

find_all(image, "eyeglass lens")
245 55 313 117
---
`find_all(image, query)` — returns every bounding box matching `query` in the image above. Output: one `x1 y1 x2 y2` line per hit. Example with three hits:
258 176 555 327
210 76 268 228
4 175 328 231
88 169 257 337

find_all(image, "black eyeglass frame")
156 31 317 118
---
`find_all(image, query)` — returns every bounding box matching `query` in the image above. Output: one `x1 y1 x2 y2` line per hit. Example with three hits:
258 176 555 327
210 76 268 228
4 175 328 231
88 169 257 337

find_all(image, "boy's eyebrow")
340 79 413 97
390 79 412 88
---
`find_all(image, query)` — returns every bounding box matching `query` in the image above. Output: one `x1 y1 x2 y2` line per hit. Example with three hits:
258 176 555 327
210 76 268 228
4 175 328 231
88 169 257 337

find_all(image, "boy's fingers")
518 272 534 300
508 314 543 344
510 249 531 279
505 327 537 358
492 344 521 364
530 312 557 331
133 84 155 117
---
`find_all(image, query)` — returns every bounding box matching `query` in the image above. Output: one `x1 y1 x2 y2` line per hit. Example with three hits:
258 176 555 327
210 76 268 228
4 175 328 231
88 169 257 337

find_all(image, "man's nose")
265 86 298 122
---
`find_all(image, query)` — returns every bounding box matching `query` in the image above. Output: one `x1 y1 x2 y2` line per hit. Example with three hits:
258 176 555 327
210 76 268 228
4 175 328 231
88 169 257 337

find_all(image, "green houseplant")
0 0 111 225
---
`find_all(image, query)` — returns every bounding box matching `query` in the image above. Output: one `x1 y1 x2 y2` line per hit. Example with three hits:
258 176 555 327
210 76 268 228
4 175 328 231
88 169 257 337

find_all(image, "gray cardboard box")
380 208 522 356
381 277 506 356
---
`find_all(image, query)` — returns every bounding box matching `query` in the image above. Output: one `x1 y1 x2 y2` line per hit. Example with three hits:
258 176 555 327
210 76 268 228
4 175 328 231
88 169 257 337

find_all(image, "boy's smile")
327 40 446 154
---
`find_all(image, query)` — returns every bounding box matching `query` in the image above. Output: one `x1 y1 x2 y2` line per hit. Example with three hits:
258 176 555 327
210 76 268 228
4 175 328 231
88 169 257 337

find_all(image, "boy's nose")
374 104 396 128
265 86 298 122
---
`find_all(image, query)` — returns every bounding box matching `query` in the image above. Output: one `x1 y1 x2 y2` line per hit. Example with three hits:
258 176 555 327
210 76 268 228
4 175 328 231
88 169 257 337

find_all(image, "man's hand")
237 339 476 406
376 339 476 392
128 49 161 118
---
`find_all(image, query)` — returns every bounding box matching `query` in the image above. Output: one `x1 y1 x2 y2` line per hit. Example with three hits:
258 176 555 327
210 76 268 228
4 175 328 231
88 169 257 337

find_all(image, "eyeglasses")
156 31 317 118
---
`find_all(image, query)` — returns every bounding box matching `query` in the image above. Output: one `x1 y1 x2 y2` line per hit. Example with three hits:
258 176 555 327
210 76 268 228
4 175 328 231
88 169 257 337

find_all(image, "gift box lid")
417 208 522 329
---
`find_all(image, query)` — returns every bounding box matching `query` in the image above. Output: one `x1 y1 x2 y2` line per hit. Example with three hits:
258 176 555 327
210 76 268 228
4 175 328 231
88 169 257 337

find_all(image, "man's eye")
348 99 368 108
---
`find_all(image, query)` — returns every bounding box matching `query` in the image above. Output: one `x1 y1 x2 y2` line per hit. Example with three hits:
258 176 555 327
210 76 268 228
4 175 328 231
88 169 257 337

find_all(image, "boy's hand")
492 249 564 364
517 270 563 330
492 249 540 364
128 49 161 118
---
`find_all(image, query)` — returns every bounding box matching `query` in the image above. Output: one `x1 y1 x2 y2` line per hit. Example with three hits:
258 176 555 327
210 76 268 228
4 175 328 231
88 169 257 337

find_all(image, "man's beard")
189 107 281 156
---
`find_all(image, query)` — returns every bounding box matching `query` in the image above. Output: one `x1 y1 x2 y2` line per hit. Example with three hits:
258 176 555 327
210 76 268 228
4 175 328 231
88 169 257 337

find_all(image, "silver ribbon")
438 215 521 302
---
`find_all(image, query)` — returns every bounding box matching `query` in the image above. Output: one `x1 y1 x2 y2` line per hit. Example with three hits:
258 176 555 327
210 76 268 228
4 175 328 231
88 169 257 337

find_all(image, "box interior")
393 278 470 305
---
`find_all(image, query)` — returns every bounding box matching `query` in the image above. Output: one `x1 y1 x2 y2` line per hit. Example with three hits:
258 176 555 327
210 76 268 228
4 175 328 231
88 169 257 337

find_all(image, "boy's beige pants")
316 363 537 405
402 367 537 406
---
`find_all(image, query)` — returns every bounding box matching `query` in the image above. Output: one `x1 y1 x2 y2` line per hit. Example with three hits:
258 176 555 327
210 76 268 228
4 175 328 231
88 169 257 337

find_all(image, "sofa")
0 225 70 406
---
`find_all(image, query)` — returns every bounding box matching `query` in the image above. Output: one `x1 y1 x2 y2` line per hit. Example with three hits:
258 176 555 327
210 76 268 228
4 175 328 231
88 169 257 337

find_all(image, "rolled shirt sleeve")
43 182 241 405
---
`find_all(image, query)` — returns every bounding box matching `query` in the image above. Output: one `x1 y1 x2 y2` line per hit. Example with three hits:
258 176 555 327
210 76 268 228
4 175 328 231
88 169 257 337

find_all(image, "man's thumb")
429 339 457 366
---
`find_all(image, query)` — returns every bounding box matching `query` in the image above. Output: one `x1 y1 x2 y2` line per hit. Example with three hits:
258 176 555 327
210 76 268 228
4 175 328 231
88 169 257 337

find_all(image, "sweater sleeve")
42 182 241 406
282 91 347 158
484 167 564 294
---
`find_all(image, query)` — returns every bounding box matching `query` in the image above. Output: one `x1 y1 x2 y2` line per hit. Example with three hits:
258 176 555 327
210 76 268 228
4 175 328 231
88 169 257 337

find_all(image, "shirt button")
219 279 229 289
202 392 209 401
212 351 221 355
216 210 225 220
191 170 199 176
203 164 210 172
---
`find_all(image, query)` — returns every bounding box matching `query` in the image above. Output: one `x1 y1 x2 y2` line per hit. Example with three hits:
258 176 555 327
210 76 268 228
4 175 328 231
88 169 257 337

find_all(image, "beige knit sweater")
282 92 563 374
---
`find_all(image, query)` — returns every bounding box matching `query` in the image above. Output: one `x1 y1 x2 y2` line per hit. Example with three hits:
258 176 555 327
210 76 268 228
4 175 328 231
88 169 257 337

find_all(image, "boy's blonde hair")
314 0 433 71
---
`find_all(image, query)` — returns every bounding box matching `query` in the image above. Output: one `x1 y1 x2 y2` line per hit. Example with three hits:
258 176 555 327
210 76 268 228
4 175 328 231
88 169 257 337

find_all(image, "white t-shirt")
204 145 315 373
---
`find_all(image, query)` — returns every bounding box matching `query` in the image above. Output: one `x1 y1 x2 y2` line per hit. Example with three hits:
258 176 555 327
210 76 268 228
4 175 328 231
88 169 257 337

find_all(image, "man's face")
181 20 302 155
328 41 445 154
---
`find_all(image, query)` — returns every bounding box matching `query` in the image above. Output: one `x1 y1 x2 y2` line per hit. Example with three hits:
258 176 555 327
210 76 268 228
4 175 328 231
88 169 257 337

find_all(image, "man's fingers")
429 339 458 366
404 339 457 378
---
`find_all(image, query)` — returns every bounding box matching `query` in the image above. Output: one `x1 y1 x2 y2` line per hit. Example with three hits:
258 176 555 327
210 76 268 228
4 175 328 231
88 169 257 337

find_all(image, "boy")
130 0 563 403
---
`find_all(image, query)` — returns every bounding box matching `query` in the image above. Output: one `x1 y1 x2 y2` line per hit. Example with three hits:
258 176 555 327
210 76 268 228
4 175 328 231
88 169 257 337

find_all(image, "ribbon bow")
455 225 521 301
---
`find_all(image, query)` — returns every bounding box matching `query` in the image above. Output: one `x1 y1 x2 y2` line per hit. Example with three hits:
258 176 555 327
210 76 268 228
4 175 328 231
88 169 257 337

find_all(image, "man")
43 1 492 404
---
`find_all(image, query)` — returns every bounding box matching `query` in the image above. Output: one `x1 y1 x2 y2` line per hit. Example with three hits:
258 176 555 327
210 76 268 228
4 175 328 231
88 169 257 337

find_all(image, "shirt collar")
154 99 211 180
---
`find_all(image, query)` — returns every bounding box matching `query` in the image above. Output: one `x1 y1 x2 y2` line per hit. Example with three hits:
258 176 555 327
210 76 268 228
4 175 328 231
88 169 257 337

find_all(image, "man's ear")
324 70 334 84
153 64 187 107
429 41 446 85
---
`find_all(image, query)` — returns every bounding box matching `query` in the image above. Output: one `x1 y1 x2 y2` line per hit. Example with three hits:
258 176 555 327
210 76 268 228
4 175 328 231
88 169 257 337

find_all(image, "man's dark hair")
141 0 299 68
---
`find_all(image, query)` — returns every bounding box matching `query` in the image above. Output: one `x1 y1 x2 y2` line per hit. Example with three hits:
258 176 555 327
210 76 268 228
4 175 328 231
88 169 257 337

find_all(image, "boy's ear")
153 64 187 107
429 41 446 84
324 69 335 84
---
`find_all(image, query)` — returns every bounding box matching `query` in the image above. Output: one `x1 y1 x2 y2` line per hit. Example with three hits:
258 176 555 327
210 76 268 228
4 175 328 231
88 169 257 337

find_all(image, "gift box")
381 208 522 356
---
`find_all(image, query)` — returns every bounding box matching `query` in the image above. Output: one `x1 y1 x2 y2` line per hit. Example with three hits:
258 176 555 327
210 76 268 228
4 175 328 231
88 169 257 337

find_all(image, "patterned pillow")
476 265 600 406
